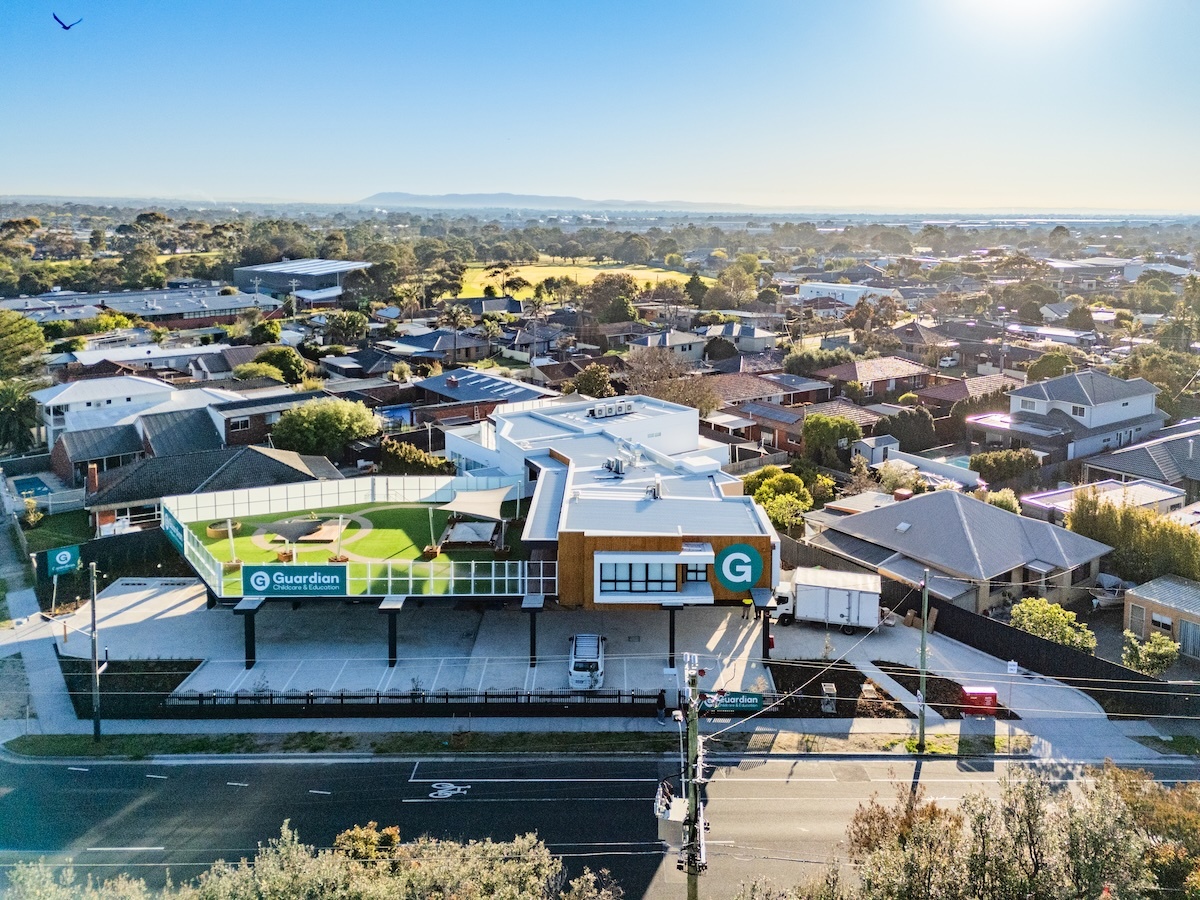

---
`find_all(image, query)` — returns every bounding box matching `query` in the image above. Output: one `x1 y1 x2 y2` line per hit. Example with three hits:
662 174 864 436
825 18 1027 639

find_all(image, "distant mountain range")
357 192 779 212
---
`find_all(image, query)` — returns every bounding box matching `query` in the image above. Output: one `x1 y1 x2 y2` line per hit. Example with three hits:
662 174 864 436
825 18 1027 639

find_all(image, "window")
862 382 874 398
1020 399 1035 411
1071 405 1085 417
1151 613 1174 636
1070 564 1090 586
684 564 708 583
230 417 250 433
1122 401 1129 407
265 412 281 425
599 562 676 593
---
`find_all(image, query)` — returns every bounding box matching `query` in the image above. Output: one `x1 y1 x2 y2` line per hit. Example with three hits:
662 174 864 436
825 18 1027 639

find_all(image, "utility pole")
917 567 929 754
90 562 102 742
250 275 262 298
681 653 706 899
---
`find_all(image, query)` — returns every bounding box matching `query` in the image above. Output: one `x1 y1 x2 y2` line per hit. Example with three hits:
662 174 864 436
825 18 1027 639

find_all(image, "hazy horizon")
5 0 1198 211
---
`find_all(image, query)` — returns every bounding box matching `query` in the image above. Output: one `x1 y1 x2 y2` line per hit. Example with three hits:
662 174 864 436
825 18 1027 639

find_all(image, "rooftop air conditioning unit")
592 404 608 418
612 457 625 474
605 403 617 417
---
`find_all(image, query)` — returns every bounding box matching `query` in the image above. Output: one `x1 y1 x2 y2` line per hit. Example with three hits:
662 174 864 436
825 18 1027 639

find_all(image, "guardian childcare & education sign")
699 691 764 714
48 545 79 576
714 543 763 591
242 564 348 597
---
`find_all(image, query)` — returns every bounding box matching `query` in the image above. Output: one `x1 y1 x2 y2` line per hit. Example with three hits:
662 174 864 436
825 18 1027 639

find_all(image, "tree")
1068 487 1200 583
0 309 47 379
622 347 719 415
0 379 40 454
873 406 936 453
573 363 616 398
702 265 755 309
1010 597 1097 654
1064 304 1095 330
843 454 878 496
599 294 636 324
584 273 639 316
253 347 307 384
802 414 862 468
614 234 651 264
232 362 284 382
322 310 369 346
380 437 455 475
1122 630 1180 677
761 492 811 536
389 361 412 383
703 336 738 360
437 303 474 363
270 398 379 460
1025 350 1075 383
968 448 1040 483
249 319 281 345
684 272 708 306
983 488 1020 513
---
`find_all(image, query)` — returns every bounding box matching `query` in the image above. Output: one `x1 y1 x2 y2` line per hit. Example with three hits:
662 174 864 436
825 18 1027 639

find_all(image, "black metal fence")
33 527 191 606
894 594 1200 718
157 687 665 719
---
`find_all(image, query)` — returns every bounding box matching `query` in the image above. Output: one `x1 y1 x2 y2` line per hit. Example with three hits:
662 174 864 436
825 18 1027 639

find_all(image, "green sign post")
242 564 348 597
698 691 763 715
47 545 80 576
714 543 763 591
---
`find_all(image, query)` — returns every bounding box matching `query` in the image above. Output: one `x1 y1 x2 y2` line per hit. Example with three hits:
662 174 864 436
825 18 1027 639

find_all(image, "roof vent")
895 521 912 533
446 375 459 387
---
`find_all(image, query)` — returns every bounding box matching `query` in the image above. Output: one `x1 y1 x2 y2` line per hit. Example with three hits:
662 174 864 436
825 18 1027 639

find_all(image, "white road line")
145 775 168 780
410 761 420 782
67 767 88 772
409 777 658 783
84 847 164 852
403 797 647 804
327 659 349 692
308 789 331 795
431 658 445 691
280 660 304 693
227 782 249 787
476 658 488 692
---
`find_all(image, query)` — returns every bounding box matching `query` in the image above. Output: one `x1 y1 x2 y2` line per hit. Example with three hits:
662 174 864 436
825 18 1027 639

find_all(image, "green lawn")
22 510 93 554
190 502 528 596
460 259 713 298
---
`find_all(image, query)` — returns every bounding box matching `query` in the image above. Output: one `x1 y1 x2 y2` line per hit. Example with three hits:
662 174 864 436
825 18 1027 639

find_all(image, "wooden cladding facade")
555 531 774 609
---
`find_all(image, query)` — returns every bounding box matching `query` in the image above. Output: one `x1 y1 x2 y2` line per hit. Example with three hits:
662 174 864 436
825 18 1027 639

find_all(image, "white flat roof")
236 258 371 276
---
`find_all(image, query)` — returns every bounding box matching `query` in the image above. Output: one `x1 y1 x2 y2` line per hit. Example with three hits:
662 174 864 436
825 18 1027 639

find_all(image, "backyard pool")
941 455 973 469
12 475 52 496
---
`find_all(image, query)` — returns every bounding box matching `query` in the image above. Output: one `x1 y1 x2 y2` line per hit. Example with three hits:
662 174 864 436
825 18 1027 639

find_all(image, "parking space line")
430 659 445 691
326 660 350 692
476 659 488 692
280 661 304 692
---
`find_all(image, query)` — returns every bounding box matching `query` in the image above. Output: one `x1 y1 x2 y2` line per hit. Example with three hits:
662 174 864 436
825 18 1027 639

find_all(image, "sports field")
190 502 529 596
459 259 712 297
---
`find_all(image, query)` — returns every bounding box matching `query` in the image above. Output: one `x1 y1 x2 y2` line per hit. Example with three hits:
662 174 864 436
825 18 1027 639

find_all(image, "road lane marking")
227 782 249 787
145 775 168 780
84 846 166 852
308 790 331 795
67 767 88 772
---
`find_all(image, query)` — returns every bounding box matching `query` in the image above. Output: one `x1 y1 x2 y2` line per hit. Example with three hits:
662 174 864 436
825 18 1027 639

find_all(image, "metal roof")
1128 575 1200 618
234 258 372 276
59 425 142 462
523 457 569 542
418 370 554 404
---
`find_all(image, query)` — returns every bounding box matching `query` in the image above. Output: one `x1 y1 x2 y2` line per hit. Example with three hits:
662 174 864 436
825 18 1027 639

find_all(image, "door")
1129 604 1146 639
1181 620 1200 660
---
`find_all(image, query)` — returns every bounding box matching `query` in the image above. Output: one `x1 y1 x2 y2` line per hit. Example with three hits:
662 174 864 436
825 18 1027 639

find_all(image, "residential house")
1083 422 1200 501
208 390 327 447
452 295 525 318
377 328 490 364
627 329 705 362
86 445 342 533
756 374 833 405
890 321 958 359
1020 478 1186 526
525 355 625 392
738 402 806 454
814 356 936 399
694 323 779 353
705 348 789 376
798 399 887 435
789 282 903 308
968 368 1166 463
593 321 660 351
801 490 1110 614
415 369 558 412
914 373 1024 416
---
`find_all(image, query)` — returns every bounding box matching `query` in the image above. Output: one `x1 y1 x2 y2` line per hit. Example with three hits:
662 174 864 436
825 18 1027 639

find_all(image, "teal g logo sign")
714 544 763 591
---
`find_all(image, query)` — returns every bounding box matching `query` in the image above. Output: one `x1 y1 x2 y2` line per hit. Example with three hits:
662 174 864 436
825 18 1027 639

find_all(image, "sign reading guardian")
161 508 185 553
241 564 348 597
47 545 79 576
714 543 763 591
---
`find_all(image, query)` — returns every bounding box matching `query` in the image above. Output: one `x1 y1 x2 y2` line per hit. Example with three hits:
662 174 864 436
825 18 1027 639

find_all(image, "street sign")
1007 660 1019 676
47 545 79 576
714 544 763 591
698 691 763 714
241 564 348 597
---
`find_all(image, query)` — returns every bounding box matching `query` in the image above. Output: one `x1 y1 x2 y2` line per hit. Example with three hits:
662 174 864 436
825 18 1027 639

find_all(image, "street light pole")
917 567 929 754
89 561 101 742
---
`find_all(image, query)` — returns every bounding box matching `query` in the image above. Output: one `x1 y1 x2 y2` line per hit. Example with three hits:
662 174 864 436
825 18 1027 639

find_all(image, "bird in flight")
53 13 83 30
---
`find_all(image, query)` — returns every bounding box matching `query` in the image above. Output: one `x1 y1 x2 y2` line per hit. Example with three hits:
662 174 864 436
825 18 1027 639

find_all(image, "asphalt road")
2 755 1197 899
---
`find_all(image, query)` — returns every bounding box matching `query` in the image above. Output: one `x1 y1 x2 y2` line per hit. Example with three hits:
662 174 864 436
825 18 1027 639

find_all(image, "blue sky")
2 0 1197 211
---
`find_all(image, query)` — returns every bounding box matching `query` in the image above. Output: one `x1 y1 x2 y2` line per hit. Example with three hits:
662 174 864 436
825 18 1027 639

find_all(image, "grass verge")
883 733 1032 755
6 733 261 759
1134 734 1200 756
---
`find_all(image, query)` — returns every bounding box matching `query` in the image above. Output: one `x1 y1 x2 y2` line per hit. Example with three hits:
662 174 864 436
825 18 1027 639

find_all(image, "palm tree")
0 379 41 454
438 303 474 365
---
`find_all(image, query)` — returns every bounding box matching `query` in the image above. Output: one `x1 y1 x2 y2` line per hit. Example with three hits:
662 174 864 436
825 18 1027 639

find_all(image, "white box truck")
773 567 882 634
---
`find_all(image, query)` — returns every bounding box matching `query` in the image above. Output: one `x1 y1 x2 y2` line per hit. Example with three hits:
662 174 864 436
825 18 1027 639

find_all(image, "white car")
938 356 958 368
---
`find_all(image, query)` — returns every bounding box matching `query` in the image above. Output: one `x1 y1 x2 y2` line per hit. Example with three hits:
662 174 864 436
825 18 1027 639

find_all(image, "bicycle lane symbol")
428 782 471 799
